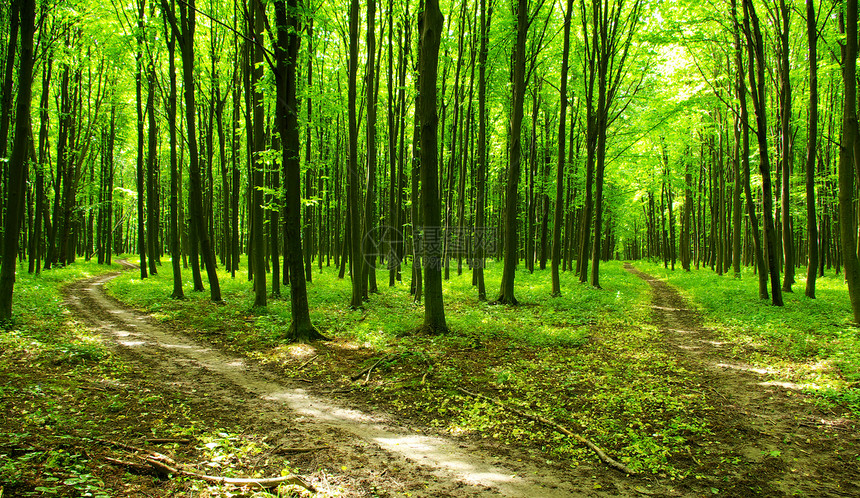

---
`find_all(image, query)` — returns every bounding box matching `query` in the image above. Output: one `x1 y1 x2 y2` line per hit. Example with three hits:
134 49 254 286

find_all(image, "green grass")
635 260 860 413
0 258 303 497
107 258 722 477
108 258 647 348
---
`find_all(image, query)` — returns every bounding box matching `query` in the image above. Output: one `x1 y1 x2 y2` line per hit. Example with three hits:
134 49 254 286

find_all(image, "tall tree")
495 0 529 305
417 0 448 333
274 0 324 340
363 0 379 294
838 0 860 323
551 0 574 297
162 4 184 299
346 0 365 308
742 0 783 306
473 0 491 301
135 0 149 279
776 0 794 292
250 0 266 308
162 0 222 302
803 0 818 298
0 0 34 322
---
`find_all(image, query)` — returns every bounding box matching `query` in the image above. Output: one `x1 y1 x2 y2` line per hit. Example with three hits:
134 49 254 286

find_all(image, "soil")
52 262 859 497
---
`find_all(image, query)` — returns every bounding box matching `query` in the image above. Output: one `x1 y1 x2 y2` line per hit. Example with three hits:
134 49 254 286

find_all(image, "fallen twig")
145 438 194 445
95 439 176 465
297 355 319 371
103 443 315 491
274 445 330 454
351 354 398 383
456 387 637 475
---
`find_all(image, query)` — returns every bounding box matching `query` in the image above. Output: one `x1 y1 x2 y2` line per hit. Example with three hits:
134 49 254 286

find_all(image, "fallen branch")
146 438 194 445
456 387 637 475
274 445 330 454
141 456 314 490
351 354 398 383
95 439 176 465
102 444 315 492
297 355 319 370
104 456 155 475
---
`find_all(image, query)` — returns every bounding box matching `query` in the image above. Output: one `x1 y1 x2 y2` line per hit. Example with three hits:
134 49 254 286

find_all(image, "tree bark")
804 0 818 298
551 0 574 296
0 0 34 322
495 0 528 305
417 0 448 333
274 0 324 341
743 0 783 306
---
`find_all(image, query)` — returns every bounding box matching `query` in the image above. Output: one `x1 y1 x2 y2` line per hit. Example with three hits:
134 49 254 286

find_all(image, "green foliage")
636 261 860 414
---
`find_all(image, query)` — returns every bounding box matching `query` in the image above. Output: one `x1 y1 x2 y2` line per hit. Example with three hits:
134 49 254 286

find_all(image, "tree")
495 0 528 305
742 0 783 306
417 0 448 333
803 0 818 299
838 0 860 323
0 0 35 322
163 0 222 303
346 0 365 308
162 2 184 299
274 0 324 341
551 0 574 297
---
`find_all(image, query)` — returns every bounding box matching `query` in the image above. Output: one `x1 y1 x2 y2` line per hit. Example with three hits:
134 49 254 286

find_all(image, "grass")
107 258 720 477
635 260 860 414
0 258 305 497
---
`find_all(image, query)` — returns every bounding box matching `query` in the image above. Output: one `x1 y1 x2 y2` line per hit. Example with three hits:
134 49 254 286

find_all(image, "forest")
1 0 860 496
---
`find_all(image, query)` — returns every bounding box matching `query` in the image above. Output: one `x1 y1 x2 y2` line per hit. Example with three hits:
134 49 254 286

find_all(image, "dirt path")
63 266 637 497
626 263 859 497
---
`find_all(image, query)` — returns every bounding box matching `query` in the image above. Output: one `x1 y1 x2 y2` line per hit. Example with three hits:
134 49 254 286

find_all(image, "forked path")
63 266 635 497
626 263 859 497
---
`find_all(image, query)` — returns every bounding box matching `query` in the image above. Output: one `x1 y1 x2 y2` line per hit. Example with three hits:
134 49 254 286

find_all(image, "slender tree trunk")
804 0 818 298
274 0 323 340
163 0 222 302
347 0 365 308
838 0 860 322
551 0 573 296
743 0 782 306
417 0 448 333
135 0 148 279
162 9 184 299
250 0 266 308
0 0 34 322
495 0 527 305
473 0 491 301
363 0 379 294
146 64 159 275
778 0 794 292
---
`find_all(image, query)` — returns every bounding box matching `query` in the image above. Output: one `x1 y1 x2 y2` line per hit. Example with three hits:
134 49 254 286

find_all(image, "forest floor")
1 260 858 497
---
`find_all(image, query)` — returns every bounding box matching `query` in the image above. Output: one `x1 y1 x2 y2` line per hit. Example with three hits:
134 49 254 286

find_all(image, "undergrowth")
107 258 721 477
0 259 305 497
635 260 860 415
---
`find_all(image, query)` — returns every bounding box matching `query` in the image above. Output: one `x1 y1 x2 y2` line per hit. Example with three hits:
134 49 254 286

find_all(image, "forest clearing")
3 0 860 495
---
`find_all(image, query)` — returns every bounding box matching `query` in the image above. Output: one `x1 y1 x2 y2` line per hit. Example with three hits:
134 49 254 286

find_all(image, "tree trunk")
551 0 573 296
0 0 34 322
743 0 782 306
163 13 184 299
804 0 818 298
417 0 448 333
347 0 365 308
274 0 323 340
495 0 528 305
838 0 860 323
363 0 379 294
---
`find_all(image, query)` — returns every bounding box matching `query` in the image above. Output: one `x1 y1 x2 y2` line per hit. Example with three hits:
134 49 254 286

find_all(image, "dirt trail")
63 266 632 497
626 263 859 497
